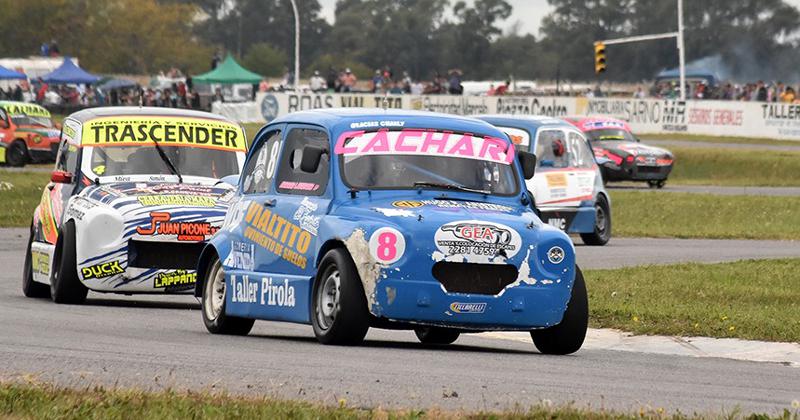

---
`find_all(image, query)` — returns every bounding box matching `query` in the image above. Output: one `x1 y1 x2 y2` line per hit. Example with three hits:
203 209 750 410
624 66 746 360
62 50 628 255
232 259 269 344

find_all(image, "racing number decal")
265 141 280 179
369 228 405 265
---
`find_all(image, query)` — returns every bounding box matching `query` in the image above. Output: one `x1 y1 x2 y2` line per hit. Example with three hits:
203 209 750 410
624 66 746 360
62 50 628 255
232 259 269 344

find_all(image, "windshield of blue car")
87 145 240 179
337 129 519 195
585 129 637 143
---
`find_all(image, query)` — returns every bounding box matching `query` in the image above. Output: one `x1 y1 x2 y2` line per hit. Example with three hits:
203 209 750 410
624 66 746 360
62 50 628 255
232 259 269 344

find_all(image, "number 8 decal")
368 227 405 265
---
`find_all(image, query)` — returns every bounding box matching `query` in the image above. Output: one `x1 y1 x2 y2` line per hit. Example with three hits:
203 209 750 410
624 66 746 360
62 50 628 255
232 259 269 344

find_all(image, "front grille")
432 262 518 295
637 166 661 173
128 240 205 269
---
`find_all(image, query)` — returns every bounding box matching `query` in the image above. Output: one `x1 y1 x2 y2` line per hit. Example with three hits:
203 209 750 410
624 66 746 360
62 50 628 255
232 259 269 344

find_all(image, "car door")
531 128 596 211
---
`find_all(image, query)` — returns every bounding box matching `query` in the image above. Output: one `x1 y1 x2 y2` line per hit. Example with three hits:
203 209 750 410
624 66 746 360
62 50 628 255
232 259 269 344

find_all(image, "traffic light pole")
595 0 687 100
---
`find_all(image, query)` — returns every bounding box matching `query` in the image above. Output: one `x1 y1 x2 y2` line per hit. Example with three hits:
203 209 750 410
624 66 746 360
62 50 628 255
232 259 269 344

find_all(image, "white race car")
23 107 247 303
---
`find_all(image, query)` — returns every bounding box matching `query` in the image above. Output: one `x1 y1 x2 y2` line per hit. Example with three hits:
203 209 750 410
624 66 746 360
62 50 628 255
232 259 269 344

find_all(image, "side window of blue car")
242 130 281 194
275 128 330 196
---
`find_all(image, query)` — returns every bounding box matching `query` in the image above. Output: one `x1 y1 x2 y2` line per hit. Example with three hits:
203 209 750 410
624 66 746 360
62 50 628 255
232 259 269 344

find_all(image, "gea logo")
441 223 512 245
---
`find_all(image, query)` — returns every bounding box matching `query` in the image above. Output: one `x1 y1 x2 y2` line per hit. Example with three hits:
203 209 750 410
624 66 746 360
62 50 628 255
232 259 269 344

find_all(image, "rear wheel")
580 194 611 246
6 141 27 167
531 266 588 355
50 221 88 304
648 180 666 189
311 249 370 345
22 223 50 298
201 256 255 335
414 327 460 345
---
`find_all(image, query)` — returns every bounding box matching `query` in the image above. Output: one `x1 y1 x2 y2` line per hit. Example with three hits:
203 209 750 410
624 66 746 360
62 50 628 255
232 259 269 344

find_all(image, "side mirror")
539 159 554 168
50 170 73 184
300 145 326 173
219 174 240 186
518 151 537 180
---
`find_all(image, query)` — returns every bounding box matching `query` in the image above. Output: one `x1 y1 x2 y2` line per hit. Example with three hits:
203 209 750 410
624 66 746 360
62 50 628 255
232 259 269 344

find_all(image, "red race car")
566 117 674 188
0 101 61 167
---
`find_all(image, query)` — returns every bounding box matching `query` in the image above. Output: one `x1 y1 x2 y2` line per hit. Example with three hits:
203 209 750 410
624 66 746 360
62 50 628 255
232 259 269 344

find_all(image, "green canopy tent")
193 54 263 84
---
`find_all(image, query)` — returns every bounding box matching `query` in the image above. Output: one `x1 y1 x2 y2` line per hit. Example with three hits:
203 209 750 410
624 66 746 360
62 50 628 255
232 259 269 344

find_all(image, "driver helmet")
552 138 565 157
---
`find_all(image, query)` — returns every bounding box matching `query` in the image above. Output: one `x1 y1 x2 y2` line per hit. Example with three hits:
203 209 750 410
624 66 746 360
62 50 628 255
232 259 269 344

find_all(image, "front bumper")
372 277 573 330
603 162 672 181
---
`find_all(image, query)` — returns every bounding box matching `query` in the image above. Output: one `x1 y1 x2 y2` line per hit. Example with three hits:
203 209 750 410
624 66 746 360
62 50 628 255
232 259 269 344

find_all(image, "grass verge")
610 191 800 240
665 147 800 187
2 382 797 419
639 133 800 146
586 259 800 343
0 171 49 228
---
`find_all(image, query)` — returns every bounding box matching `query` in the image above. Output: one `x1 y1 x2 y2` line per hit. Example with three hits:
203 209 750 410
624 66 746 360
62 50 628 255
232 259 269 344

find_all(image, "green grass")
666 147 800 187
611 191 800 240
1 383 796 419
639 133 800 146
0 171 49 227
586 259 800 343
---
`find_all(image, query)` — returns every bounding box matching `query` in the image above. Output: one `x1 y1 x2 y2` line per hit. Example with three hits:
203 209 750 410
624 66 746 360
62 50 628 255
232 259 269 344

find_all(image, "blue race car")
476 116 611 246
196 108 588 354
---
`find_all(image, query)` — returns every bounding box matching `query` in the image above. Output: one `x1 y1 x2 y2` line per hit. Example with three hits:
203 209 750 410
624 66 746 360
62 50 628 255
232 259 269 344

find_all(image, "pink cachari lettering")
335 129 513 164
279 181 320 191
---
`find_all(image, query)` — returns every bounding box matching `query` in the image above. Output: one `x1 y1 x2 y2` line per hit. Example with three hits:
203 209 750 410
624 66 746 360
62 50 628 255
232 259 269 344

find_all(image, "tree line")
1 0 798 83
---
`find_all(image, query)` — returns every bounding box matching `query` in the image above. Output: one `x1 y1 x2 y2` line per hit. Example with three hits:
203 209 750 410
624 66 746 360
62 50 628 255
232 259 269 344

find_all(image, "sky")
317 0 800 37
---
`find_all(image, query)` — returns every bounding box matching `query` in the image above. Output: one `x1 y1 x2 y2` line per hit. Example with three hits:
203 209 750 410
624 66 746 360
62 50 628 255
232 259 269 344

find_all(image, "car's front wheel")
22 223 50 298
201 256 255 335
414 327 460 345
648 179 666 189
50 221 88 304
530 265 588 355
311 248 370 345
6 140 28 167
580 194 611 246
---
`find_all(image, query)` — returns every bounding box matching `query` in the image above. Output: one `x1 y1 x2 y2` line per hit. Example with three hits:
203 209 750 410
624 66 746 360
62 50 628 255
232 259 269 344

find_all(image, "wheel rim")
204 261 226 321
9 145 25 165
595 203 607 234
316 269 341 330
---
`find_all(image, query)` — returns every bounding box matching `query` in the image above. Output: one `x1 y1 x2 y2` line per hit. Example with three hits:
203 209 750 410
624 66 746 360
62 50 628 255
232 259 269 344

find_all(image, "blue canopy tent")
0 65 26 80
41 57 100 84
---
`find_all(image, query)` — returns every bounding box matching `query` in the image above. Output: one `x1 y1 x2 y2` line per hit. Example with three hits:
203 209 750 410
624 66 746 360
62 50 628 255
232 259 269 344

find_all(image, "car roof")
474 114 574 130
65 106 237 124
267 108 509 138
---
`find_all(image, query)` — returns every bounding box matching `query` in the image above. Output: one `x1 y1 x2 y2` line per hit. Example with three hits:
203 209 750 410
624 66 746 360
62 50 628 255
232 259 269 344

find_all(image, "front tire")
414 327 460 345
50 221 88 304
311 249 370 345
6 140 28 167
648 179 666 189
531 266 588 355
580 194 611 246
22 223 50 298
201 256 255 335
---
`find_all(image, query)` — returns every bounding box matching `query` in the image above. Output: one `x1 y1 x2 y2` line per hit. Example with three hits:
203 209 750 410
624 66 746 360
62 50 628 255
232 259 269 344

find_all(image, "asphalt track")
607 183 800 196
1 228 799 415
645 138 800 152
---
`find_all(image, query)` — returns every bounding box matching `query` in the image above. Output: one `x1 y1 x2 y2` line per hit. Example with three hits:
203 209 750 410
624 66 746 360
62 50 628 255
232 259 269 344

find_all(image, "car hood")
77 181 235 240
594 141 672 157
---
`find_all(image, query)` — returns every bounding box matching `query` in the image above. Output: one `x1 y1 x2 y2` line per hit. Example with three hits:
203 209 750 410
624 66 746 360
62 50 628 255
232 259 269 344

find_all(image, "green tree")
242 43 288 77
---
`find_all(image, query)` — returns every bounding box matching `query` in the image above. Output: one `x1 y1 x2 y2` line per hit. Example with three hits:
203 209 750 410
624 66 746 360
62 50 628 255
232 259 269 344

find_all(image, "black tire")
201 256 255 335
6 140 28 167
311 248 370 345
531 265 588 355
580 194 611 246
22 223 50 298
50 221 88 304
414 327 460 345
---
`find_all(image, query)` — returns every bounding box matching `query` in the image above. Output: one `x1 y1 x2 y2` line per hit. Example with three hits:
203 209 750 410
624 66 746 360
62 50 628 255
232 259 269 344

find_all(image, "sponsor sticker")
136 211 220 241
391 199 512 212
547 246 565 264
545 173 568 188
223 241 255 271
154 270 196 291
334 129 515 164
292 197 320 235
243 201 312 269
3 103 50 118
434 220 521 259
231 275 296 307
450 302 487 314
82 261 124 279
81 116 246 152
137 195 216 207
31 250 50 276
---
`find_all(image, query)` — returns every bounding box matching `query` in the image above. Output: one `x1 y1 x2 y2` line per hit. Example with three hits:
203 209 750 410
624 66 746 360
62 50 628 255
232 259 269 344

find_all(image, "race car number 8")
369 227 405 265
